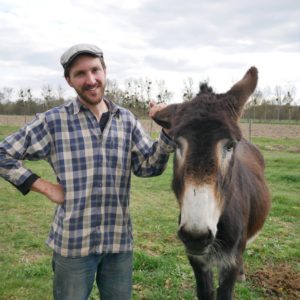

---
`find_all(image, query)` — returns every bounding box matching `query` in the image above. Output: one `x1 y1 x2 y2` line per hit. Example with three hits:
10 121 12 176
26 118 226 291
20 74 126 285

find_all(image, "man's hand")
149 101 167 118
31 178 65 204
149 101 171 135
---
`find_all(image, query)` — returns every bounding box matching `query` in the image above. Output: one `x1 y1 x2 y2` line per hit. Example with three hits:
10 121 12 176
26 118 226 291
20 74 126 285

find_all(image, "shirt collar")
70 97 120 116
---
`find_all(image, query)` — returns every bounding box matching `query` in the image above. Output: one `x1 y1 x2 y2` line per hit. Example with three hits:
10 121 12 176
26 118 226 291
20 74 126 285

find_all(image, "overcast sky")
1 0 300 103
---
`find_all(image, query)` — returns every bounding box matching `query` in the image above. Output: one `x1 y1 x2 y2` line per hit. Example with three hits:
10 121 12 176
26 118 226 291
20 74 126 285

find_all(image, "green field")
0 125 299 299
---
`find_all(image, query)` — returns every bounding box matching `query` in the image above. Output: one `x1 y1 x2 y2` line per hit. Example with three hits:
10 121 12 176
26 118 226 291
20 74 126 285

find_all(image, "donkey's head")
153 67 258 255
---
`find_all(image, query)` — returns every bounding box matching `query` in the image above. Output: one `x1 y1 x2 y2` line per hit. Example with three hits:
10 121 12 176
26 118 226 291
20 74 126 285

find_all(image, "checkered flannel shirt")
0 98 175 257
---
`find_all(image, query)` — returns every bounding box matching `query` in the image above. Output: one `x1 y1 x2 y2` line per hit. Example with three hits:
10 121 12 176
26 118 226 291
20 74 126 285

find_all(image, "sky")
0 0 300 103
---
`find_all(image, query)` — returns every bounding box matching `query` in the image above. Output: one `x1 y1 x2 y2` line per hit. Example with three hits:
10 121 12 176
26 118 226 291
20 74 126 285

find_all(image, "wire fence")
242 105 300 123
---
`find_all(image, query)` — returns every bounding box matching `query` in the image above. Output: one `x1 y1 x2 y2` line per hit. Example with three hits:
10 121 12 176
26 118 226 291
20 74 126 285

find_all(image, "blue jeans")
52 252 133 300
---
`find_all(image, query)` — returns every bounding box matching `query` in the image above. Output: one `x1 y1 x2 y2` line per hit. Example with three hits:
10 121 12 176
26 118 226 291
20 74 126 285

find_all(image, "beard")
75 82 105 106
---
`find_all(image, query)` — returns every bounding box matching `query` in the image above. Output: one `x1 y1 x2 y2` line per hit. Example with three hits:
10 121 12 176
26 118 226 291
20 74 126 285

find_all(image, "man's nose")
86 72 96 85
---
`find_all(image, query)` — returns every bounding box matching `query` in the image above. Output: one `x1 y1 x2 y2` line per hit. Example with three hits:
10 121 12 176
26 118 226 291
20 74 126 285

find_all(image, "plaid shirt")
0 98 175 257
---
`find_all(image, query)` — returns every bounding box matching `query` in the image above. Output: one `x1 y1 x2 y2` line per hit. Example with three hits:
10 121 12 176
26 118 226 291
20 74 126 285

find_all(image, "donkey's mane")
174 90 238 129
197 83 214 95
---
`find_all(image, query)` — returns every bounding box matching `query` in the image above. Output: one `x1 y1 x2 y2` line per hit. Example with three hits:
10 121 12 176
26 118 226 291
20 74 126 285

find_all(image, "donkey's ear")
152 104 179 129
227 66 258 116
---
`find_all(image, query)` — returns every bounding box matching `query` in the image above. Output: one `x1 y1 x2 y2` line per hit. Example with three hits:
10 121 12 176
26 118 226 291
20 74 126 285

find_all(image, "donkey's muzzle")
177 226 213 255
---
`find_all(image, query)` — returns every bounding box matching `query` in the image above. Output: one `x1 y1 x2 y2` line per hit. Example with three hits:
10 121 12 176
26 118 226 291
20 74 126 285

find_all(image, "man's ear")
152 104 179 129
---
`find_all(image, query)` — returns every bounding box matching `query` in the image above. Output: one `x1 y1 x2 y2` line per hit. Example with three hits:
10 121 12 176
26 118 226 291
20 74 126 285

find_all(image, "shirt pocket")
105 134 131 170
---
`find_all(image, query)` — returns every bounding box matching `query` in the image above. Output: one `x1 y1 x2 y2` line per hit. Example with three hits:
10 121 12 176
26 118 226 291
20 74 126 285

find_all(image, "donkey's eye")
224 140 236 152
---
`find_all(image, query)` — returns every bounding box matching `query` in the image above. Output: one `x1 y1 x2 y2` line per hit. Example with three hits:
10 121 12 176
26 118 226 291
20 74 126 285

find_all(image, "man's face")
66 55 106 106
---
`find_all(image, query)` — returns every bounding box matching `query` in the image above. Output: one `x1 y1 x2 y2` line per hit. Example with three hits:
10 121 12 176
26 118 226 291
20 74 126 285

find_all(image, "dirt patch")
239 123 300 139
248 263 300 299
0 114 34 126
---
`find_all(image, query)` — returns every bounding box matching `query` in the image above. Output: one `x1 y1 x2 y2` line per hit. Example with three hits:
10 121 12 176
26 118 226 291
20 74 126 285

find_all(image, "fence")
242 105 300 122
1 115 300 141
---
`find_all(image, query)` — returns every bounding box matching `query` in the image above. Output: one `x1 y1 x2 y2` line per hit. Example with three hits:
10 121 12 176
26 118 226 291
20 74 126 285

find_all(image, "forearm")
0 149 39 195
132 129 175 177
0 113 52 191
31 178 52 195
30 178 64 204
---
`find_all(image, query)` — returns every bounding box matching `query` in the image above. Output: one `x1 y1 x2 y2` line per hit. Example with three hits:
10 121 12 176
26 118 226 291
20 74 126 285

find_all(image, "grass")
0 125 299 299
0 125 20 141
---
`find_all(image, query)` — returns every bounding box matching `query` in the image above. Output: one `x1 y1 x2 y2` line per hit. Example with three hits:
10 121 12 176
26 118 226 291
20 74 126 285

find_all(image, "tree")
282 83 296 105
156 79 173 103
182 77 194 101
145 79 152 103
249 89 263 120
56 85 65 102
140 78 153 115
0 91 4 104
42 84 54 110
105 79 124 105
15 88 27 118
274 85 283 120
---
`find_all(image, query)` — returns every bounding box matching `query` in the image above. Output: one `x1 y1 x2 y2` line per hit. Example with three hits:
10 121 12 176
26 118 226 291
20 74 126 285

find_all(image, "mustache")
83 83 101 91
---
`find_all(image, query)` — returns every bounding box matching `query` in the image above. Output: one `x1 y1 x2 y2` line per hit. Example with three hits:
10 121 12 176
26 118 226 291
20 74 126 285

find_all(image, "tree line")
0 78 299 121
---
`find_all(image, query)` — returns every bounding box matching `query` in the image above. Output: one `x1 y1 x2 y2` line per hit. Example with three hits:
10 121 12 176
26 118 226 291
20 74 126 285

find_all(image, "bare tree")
274 85 283 120
145 79 152 103
156 79 173 103
42 85 54 110
182 77 194 101
282 83 296 105
56 85 65 102
17 88 28 121
105 79 122 104
249 89 263 120
261 86 272 120
0 90 4 104
140 78 153 115
124 79 138 106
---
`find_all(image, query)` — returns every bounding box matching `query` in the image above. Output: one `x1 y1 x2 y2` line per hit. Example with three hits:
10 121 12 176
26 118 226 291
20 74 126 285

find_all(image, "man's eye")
175 140 181 149
74 72 84 77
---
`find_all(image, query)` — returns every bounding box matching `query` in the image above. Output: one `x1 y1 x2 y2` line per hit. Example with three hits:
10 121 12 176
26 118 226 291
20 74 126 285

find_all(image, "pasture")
0 123 299 299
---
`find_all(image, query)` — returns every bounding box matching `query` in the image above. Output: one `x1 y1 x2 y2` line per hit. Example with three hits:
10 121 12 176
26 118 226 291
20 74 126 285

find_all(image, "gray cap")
60 43 103 69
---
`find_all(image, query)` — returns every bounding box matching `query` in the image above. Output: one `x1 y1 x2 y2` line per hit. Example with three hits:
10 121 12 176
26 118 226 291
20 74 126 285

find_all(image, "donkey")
153 67 271 300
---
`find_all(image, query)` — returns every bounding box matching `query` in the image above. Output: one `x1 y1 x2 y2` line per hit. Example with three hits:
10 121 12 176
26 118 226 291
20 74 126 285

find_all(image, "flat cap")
60 43 103 69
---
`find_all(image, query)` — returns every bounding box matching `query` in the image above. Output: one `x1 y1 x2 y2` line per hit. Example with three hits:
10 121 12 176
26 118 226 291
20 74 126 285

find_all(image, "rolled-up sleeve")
0 114 52 195
131 119 176 177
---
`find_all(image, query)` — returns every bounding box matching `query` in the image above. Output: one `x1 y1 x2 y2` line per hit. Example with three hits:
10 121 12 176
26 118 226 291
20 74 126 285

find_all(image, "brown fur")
153 67 271 300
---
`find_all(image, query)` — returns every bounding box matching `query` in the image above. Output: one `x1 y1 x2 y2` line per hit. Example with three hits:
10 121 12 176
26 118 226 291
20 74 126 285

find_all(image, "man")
0 44 175 300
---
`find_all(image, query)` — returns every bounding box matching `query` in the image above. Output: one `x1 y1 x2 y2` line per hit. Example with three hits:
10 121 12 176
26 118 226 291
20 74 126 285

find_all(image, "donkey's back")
234 140 271 241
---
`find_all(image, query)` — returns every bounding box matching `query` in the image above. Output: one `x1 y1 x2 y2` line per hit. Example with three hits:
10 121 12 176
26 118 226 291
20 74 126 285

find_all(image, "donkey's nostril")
177 224 191 242
207 229 213 240
178 224 186 237
177 225 214 252
202 229 214 247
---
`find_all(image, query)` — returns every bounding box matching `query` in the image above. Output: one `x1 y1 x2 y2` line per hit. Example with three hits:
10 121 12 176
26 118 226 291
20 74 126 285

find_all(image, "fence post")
249 119 252 142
